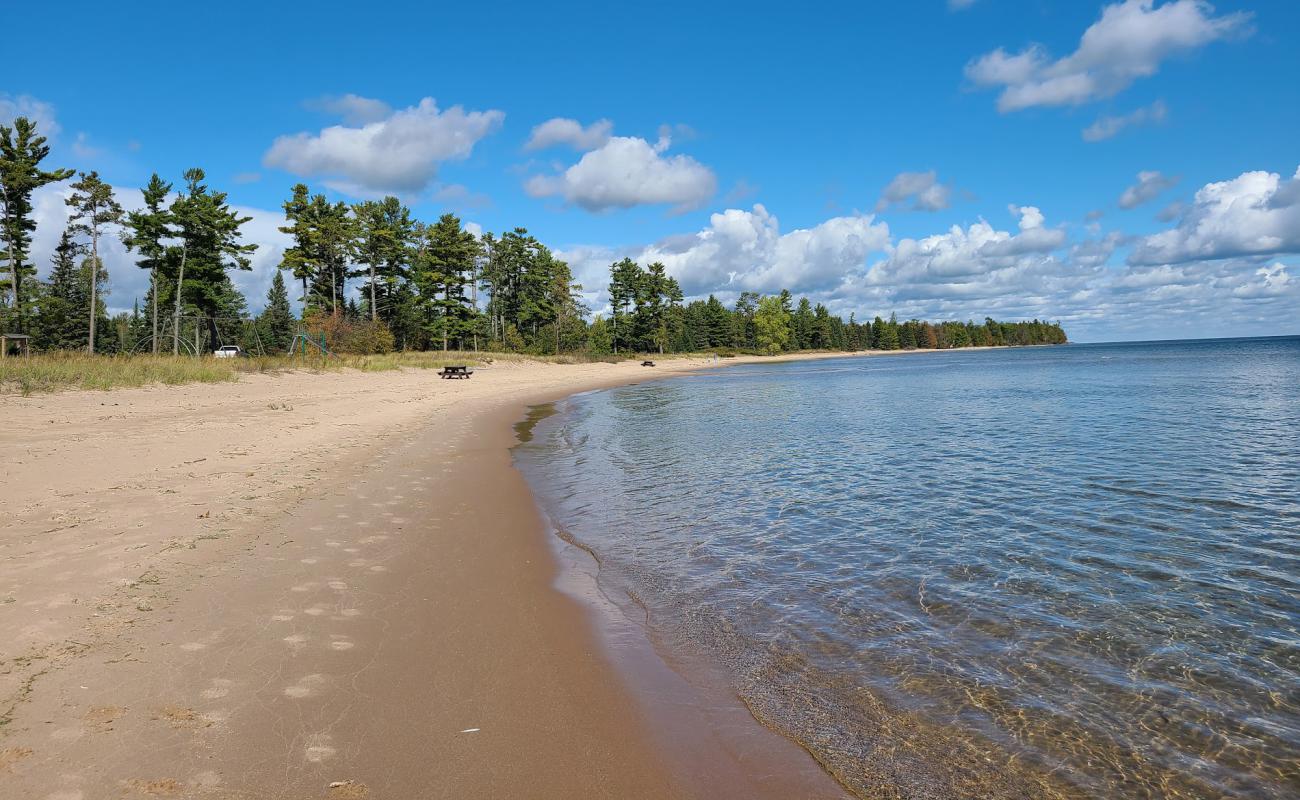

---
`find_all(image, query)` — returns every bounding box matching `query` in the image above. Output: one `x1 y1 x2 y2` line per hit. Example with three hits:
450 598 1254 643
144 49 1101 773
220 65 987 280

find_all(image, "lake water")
514 338 1300 799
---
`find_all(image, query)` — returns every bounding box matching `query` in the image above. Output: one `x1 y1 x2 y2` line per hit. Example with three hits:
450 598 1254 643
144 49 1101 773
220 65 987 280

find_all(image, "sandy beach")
1 354 857 799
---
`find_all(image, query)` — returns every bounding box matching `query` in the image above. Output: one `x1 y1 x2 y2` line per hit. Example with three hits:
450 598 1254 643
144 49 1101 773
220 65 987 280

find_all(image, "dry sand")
0 354 857 799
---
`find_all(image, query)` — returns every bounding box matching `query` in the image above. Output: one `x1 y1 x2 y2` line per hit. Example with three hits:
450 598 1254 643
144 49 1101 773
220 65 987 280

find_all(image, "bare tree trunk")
3 188 21 328
442 285 448 353
173 244 187 355
87 225 99 354
470 266 478 352
369 263 377 321
151 269 159 354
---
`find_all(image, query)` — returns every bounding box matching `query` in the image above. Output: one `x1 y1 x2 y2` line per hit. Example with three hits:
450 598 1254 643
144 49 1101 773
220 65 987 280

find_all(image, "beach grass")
0 349 682 395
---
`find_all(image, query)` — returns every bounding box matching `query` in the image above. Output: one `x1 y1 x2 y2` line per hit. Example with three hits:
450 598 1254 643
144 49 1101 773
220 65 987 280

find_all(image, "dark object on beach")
641 360 655 367
439 365 474 379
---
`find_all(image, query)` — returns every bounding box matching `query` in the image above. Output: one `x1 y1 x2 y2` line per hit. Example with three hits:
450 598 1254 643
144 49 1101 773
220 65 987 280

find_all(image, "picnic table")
438 365 474 379
641 360 656 367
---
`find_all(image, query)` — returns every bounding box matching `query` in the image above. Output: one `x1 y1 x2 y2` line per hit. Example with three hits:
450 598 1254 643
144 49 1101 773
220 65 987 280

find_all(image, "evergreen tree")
607 257 641 354
880 312 901 350
124 174 173 353
792 297 815 349
259 270 295 352
65 171 124 353
32 228 89 349
704 294 731 348
352 196 414 322
413 213 480 350
0 117 74 332
168 168 256 352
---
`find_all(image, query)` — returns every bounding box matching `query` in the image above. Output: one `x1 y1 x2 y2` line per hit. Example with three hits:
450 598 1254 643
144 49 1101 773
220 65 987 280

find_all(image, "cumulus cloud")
1119 170 1179 209
263 97 504 195
524 118 613 151
525 132 716 213
558 204 889 310
876 171 953 212
1129 166 1300 265
1082 99 1168 141
966 1 1250 112
0 93 59 137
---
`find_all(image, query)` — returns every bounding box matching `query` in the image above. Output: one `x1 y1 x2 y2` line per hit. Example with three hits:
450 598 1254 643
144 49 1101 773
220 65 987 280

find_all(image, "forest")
1 116 1068 357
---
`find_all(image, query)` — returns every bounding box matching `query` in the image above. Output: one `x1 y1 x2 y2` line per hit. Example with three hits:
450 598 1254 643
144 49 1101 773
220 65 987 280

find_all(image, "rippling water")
514 338 1300 799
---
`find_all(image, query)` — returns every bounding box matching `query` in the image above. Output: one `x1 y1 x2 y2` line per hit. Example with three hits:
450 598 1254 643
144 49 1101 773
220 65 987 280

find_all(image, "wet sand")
0 355 857 799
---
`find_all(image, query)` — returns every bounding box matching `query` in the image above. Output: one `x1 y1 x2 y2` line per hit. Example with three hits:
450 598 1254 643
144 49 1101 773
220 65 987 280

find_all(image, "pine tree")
352 196 414 322
413 213 479 351
66 172 124 353
259 270 295 352
168 168 256 352
124 174 173 353
32 228 88 349
607 257 641 354
0 117 74 332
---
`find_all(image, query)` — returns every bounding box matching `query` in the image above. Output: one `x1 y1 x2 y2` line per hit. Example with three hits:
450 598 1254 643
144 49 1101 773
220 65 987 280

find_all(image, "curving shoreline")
1 351 893 798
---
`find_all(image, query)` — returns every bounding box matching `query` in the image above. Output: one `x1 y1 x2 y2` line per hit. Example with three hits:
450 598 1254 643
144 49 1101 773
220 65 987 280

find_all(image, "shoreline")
0 347 1010 798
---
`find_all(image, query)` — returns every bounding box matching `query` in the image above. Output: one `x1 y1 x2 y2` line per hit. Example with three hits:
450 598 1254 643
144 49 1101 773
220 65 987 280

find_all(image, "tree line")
1 115 1067 356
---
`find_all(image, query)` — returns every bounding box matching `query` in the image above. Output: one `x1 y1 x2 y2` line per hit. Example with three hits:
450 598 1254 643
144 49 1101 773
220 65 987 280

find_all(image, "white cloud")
559 204 889 309
263 97 504 195
1119 170 1179 209
0 94 59 138
1129 166 1300 265
967 1 1250 112
876 171 953 212
1082 99 1168 141
525 133 716 213
524 118 613 151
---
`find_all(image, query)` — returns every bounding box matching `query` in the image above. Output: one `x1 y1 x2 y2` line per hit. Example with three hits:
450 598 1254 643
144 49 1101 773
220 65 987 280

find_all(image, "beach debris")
459 727 480 733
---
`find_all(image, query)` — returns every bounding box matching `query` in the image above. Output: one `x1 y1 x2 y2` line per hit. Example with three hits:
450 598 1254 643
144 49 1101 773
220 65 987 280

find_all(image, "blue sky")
5 0 1298 341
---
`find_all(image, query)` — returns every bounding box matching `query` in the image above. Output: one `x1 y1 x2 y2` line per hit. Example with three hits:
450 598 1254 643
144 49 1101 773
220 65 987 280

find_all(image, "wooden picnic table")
641 360 656 367
438 365 474 379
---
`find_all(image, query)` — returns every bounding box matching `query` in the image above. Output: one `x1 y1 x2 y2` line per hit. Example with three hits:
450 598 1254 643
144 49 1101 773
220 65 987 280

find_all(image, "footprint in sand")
271 612 295 622
283 674 326 699
347 560 367 568
300 557 319 565
303 605 329 616
326 541 342 548
282 633 309 650
178 642 207 652
368 565 387 573
304 734 336 763
290 582 318 593
328 636 355 651
200 679 233 700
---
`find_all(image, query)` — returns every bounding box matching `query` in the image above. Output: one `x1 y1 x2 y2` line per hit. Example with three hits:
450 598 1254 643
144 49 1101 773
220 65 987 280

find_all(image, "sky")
4 0 1298 342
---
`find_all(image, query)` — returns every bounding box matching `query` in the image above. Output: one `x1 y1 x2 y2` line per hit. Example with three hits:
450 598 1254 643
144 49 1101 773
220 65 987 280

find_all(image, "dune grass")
0 349 650 395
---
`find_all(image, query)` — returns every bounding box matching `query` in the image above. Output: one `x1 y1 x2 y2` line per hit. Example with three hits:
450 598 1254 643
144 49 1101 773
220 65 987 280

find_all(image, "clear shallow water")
514 338 1300 799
